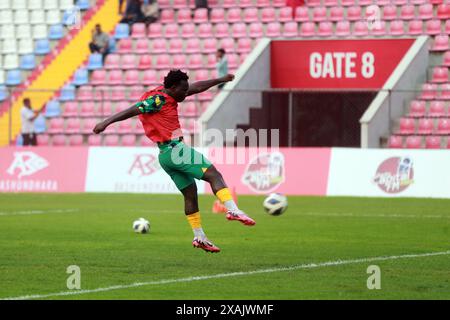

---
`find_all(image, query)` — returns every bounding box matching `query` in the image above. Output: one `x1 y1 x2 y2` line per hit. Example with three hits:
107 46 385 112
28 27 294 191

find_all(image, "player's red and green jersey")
136 86 183 143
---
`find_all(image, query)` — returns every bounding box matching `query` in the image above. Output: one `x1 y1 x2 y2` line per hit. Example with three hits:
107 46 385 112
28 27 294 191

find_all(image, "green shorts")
158 140 212 191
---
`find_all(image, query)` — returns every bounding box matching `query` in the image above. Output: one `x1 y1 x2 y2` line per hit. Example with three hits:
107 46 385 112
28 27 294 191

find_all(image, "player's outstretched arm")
187 74 235 96
93 105 140 134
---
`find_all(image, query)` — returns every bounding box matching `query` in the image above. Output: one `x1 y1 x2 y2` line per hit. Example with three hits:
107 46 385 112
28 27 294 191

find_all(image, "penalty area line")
2 250 449 300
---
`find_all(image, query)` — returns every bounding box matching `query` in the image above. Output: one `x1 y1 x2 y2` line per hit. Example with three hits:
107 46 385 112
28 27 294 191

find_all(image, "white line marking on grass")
0 209 79 216
303 212 450 219
2 250 449 300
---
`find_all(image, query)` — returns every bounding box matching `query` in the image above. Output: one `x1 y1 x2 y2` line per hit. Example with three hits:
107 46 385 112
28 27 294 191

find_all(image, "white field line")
2 250 449 300
302 212 450 219
0 209 79 216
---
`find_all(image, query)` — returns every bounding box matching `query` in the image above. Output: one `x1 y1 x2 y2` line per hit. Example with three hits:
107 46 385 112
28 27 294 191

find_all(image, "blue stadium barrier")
35 39 51 55
44 100 61 117
114 23 130 39
59 84 76 101
5 70 22 86
108 38 117 53
87 53 103 70
49 24 64 40
34 115 47 133
76 0 91 10
73 68 89 86
20 54 36 70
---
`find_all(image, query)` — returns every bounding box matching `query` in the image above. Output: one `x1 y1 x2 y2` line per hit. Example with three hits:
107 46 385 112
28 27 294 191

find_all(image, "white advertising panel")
85 147 206 194
327 148 450 198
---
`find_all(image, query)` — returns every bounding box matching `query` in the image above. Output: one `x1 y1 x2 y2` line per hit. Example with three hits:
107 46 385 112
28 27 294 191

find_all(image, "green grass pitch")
0 193 449 300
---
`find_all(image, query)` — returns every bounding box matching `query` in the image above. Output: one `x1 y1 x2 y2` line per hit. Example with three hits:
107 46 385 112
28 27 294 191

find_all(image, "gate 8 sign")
271 39 415 89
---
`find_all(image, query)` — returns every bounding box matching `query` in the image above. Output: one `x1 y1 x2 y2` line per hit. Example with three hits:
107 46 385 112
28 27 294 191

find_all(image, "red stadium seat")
131 23 146 38
417 118 434 135
124 70 139 85
300 22 315 37
152 40 167 53
425 20 441 35
155 55 170 69
198 24 213 38
194 8 209 23
371 21 387 36
181 102 197 117
279 7 293 22
318 22 333 37
341 0 355 6
400 5 415 20
117 38 132 54
104 54 120 69
227 8 242 23
142 70 158 85
437 118 450 134
121 55 137 70
173 0 188 9
63 102 78 117
111 86 126 101
446 20 450 34
429 101 446 117
52 135 67 146
354 21 369 36
222 0 237 8
94 86 109 101
408 100 426 118
168 39 184 53
221 38 235 53
329 7 344 22
432 35 450 51
398 117 415 134
249 23 264 38
425 136 442 149
87 134 102 146
307 0 321 6
77 86 94 101
408 20 423 35
118 120 134 134
359 0 372 5
108 70 123 85
294 7 309 22
236 38 252 54
203 38 218 53
122 134 137 146
69 135 83 146
210 8 226 23
140 135 156 146
189 54 204 69
324 0 339 6
48 118 64 133
129 86 144 101
440 83 450 99
194 70 209 81
256 0 270 7
418 4 433 20
265 22 281 37
405 136 422 149
431 67 448 83
160 9 175 23
177 8 192 23
148 23 163 38
206 54 217 68
437 4 450 20
135 39 149 54
383 5 397 20
104 135 120 146
444 52 450 66
261 8 276 23
227 54 239 69
164 23 179 38
312 7 327 22
347 6 361 21
100 102 113 116
138 55 152 69
115 101 130 113
273 0 286 7
244 8 259 23
66 118 81 133
215 23 230 38
37 134 50 146
420 83 437 100
390 20 405 36
283 22 299 37
231 23 247 38
335 21 351 36
172 55 187 69
80 102 95 117
185 38 201 53
388 135 403 148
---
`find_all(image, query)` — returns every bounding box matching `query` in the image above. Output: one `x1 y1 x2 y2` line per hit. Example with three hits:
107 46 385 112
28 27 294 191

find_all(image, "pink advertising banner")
206 148 332 195
0 147 89 192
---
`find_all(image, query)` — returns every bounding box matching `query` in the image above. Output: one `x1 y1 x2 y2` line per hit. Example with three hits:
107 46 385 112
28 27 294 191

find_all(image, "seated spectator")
20 98 43 146
89 24 110 61
120 0 145 25
141 0 159 26
216 48 228 90
195 0 208 9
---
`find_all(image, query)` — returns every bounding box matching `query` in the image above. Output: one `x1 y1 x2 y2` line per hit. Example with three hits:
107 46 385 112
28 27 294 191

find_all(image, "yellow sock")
216 188 233 203
186 212 202 229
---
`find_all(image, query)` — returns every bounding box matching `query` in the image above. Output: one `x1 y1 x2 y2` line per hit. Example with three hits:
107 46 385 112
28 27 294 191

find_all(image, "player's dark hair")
164 69 189 89
218 48 226 55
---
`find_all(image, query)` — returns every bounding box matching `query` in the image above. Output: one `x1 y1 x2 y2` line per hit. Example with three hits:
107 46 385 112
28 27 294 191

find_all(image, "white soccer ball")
263 193 288 216
133 218 150 234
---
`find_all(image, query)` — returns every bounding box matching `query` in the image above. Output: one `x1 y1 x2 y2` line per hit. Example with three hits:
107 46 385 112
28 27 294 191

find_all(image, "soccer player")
93 70 255 253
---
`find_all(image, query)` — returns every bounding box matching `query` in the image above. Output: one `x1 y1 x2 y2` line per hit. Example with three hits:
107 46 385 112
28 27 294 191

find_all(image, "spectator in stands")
195 0 208 9
216 49 228 90
20 98 42 146
141 0 159 26
89 24 110 61
119 0 145 25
